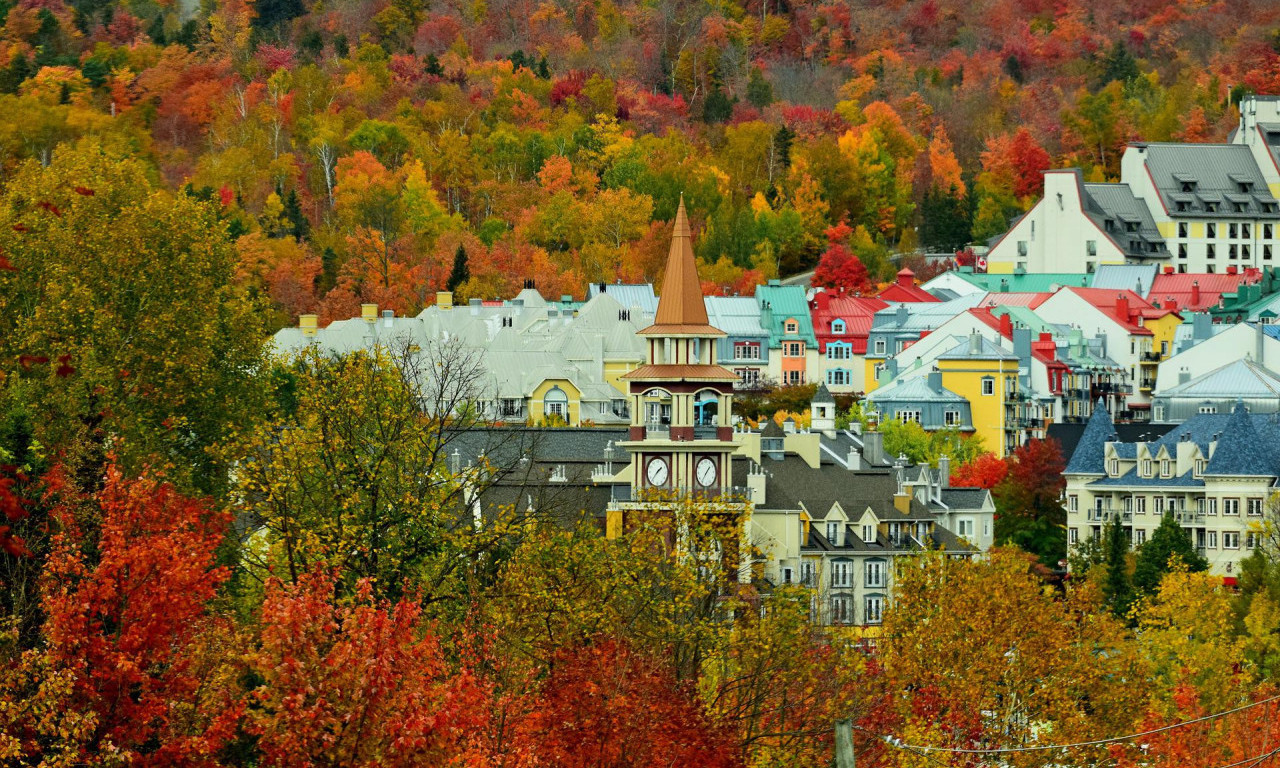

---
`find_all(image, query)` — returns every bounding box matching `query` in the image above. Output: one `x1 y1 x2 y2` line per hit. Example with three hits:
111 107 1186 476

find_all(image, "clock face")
695 457 718 487
646 457 669 487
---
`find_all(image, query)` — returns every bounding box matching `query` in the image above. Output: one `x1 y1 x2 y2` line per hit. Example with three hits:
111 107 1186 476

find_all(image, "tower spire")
644 196 720 335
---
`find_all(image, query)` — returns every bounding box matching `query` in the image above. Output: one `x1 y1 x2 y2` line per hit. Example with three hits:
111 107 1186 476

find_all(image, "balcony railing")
1174 511 1206 525
645 421 670 439
693 425 720 440
1139 379 1156 391
1141 351 1162 362
1087 507 1133 523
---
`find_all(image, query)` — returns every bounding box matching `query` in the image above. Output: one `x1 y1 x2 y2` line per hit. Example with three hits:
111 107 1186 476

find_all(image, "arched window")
544 386 569 418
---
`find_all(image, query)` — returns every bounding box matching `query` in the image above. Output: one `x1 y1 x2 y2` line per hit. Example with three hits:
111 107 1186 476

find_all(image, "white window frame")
1247 498 1263 516
981 377 995 396
831 560 851 588
864 596 884 625
865 560 885 588
1224 498 1240 516
1224 531 1240 550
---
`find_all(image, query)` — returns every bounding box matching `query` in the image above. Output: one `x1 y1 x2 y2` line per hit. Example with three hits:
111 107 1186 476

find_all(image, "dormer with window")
831 319 846 334
1108 459 1120 476
1141 458 1152 477
1161 459 1171 478
784 319 799 334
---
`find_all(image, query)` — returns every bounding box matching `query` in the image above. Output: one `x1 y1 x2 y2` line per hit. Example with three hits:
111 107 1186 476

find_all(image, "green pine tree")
1132 511 1209 597
746 67 773 109
1103 515 1133 618
447 244 470 293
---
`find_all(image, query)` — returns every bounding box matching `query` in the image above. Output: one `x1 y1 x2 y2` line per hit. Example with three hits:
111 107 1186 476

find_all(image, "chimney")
897 268 914 287
1013 327 1032 363
1164 266 1175 274
381 308 393 328
1228 265 1239 275
299 314 318 336
862 431 884 466
999 312 1014 338
469 298 482 315
846 447 863 470
1178 367 1190 385
968 329 982 355
1114 293 1130 322
896 304 908 325
436 291 454 310
894 488 912 514
815 290 831 310
1000 278 1009 293
927 370 943 393
1190 281 1200 307
1166 297 1178 312
361 303 378 323
938 454 951 489
1193 312 1211 341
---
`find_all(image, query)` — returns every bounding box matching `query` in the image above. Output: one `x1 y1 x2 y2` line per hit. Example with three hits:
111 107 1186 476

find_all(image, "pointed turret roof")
1205 400 1277 476
1065 399 1115 474
640 198 724 337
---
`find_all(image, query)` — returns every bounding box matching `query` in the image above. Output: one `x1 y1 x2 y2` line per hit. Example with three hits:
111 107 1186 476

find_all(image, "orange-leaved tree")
39 462 235 764
244 569 489 767
512 637 741 768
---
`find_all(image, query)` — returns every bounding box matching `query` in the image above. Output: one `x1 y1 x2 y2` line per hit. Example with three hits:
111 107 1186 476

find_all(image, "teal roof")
956 271 1089 293
756 283 817 346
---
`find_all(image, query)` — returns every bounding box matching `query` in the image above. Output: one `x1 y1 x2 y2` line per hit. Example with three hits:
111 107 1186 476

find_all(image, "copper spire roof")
640 198 725 336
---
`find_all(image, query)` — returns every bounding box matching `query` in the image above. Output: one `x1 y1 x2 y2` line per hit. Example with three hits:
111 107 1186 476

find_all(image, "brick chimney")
998 312 1013 338
1114 293 1130 323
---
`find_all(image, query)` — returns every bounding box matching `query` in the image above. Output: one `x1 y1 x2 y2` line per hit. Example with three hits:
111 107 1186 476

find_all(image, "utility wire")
875 694 1280 756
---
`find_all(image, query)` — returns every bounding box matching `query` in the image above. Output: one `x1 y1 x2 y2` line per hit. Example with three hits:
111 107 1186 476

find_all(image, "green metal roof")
755 282 817 346
956 270 1089 293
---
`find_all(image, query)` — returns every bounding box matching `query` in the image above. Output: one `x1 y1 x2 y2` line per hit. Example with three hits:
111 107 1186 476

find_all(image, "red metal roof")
1148 270 1262 312
975 292 1053 309
877 268 941 303
1063 287 1178 335
809 292 888 354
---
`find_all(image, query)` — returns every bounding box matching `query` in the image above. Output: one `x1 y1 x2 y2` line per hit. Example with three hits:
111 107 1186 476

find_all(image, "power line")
1214 745 1280 768
875 694 1280 756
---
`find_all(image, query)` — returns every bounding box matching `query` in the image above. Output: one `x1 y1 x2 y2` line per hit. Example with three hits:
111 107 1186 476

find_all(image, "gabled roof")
867 375 968 405
757 282 818 345
641 199 722 337
936 334 1018 361
809 292 888 353
878 268 942 303
1060 287 1175 335
1158 358 1280 399
1065 400 1115 474
812 383 836 404
1090 264 1159 296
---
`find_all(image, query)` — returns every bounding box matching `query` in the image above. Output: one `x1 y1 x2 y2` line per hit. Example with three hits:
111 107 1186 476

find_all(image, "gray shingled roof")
1204 401 1277 476
1083 184 1169 258
812 382 836 404
1138 143 1280 219
1064 400 1116 474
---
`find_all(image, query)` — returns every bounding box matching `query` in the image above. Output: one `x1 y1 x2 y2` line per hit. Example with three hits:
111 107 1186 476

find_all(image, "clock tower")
616 198 741 504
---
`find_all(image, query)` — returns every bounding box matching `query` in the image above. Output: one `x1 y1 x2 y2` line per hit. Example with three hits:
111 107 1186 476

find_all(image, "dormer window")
785 319 798 334
862 524 874 543
831 319 846 334
1194 459 1206 477
1142 459 1152 476
1180 180 1197 193
826 521 839 545
1108 459 1119 476
1239 181 1254 193
1161 459 1171 477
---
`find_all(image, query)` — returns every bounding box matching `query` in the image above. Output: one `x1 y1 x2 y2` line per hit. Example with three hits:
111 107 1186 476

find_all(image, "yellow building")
934 334 1021 457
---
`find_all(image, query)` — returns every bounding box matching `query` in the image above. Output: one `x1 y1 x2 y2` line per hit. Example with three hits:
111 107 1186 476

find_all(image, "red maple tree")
40 463 233 762
812 222 875 295
950 453 1008 489
512 638 741 768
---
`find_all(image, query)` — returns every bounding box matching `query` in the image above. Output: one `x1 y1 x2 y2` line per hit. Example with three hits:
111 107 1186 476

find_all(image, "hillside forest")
0 0 1277 325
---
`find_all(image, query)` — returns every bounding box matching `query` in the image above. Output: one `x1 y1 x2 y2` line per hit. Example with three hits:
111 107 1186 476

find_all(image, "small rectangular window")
1207 244 1216 260
1178 222 1189 238
1208 531 1218 548
1225 498 1240 515
1248 498 1263 516
1069 527 1078 545
1224 532 1240 549
1208 223 1217 238
981 378 995 396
